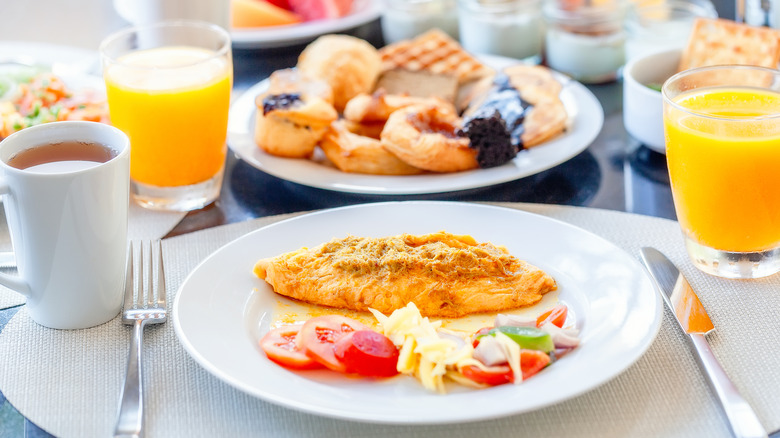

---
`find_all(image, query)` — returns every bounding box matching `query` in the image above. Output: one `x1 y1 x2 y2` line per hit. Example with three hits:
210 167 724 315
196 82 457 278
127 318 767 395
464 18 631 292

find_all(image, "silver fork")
114 240 167 438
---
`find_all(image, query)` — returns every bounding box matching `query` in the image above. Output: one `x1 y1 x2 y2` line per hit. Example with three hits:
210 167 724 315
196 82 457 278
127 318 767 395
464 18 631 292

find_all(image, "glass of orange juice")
663 65 780 278
99 21 232 211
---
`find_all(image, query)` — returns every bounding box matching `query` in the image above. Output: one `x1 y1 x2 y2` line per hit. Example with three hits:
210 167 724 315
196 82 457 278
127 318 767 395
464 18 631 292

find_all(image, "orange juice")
104 46 232 187
665 87 780 252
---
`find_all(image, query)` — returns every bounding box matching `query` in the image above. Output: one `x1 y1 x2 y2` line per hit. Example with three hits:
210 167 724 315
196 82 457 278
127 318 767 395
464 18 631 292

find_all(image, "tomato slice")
297 315 370 372
461 350 552 385
520 349 551 380
334 330 400 377
536 304 568 328
460 364 513 386
259 324 323 370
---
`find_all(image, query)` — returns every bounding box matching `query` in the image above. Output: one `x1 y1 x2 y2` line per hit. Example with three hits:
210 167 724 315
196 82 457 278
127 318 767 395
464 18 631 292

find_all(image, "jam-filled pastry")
254 93 338 158
266 68 334 105
320 121 424 175
380 104 477 173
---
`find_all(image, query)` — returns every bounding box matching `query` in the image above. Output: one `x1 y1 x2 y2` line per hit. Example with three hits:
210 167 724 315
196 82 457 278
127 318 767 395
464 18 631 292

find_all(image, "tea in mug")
7 141 117 173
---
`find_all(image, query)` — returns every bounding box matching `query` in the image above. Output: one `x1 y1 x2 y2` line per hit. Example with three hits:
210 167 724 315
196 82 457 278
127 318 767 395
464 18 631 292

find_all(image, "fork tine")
146 241 155 308
137 241 143 308
156 240 166 308
123 241 134 311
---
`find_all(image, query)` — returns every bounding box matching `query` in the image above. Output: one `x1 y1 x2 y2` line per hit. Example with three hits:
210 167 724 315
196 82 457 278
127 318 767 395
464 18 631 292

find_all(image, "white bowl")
622 48 681 154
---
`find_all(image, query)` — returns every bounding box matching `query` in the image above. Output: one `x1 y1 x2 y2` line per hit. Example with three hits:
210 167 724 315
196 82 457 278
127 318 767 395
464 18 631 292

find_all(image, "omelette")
253 231 557 318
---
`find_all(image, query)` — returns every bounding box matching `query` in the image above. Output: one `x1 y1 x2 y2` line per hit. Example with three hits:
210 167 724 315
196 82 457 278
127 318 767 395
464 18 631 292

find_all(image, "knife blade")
640 247 767 438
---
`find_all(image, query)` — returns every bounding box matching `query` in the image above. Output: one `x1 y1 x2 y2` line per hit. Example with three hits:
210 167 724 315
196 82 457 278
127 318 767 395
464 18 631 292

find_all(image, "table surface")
0 0 746 436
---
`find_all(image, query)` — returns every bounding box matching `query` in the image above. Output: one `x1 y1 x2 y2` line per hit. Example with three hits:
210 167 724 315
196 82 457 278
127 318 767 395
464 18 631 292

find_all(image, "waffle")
379 29 494 85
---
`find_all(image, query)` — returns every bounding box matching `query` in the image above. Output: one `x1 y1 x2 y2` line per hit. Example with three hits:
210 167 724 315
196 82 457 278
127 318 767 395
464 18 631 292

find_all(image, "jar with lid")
543 0 628 84
381 0 460 44
458 0 544 64
625 0 717 62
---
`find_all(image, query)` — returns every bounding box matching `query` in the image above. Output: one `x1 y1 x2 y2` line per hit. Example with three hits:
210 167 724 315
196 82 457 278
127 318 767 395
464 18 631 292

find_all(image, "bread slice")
374 69 458 104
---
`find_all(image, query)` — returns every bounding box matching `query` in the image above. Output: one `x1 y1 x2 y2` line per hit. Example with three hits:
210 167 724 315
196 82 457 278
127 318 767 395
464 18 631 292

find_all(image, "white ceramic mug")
0 121 130 329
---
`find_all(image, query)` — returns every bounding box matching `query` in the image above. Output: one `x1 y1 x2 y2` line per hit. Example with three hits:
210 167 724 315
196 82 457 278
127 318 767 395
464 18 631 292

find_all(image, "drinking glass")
663 65 780 278
458 0 544 64
100 20 233 211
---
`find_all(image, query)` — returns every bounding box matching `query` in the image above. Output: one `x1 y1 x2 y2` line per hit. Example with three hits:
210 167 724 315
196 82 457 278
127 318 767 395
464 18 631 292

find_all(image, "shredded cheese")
370 302 474 393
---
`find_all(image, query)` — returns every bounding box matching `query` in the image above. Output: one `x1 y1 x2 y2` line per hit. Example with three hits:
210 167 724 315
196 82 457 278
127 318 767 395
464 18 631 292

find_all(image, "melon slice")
231 0 303 27
288 0 353 21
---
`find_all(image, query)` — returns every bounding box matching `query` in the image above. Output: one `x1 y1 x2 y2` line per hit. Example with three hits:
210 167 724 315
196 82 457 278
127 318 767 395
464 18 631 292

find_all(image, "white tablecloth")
1 202 778 438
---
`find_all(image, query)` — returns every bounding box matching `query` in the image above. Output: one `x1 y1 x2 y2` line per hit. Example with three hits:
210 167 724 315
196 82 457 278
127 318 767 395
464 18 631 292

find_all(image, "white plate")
230 0 381 49
227 55 604 195
0 41 100 75
173 201 662 424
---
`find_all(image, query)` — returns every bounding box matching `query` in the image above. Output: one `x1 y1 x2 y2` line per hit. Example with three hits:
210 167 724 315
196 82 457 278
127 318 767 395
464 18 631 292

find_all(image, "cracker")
679 18 780 71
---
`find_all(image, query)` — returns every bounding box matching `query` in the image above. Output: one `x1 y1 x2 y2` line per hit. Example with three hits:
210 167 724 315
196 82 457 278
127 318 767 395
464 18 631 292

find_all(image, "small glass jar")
744 0 780 28
624 0 717 62
544 0 628 84
381 0 460 44
458 0 544 64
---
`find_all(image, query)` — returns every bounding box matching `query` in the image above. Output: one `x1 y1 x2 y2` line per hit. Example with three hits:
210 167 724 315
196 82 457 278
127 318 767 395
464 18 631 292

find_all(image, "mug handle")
0 178 31 296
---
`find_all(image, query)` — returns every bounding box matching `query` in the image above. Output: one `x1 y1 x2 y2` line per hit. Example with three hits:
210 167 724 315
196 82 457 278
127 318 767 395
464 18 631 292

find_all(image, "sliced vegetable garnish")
481 326 555 353
460 364 513 386
536 304 568 329
334 330 400 377
297 315 370 372
259 324 323 370
519 349 551 380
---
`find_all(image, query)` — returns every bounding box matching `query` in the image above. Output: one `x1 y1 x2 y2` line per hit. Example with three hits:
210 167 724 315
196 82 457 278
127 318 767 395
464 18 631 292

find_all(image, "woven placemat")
0 202 184 310
1 203 778 438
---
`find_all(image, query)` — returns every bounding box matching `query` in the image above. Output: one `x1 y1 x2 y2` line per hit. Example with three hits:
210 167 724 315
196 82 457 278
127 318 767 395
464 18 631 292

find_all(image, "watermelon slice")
288 0 353 21
266 0 293 11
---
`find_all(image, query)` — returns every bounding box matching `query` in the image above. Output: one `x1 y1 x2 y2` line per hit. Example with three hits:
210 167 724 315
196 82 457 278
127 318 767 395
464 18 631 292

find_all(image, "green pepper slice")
480 326 554 352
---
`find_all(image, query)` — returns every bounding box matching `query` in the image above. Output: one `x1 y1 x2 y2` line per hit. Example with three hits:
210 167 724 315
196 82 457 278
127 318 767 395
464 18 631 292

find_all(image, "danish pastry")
267 68 334 104
320 121 424 175
503 65 568 148
344 90 455 123
343 91 455 140
381 104 478 173
254 93 338 158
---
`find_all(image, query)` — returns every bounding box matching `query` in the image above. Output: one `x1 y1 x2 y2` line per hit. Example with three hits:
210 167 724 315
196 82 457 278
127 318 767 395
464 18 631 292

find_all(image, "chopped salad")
0 68 109 139
260 302 580 393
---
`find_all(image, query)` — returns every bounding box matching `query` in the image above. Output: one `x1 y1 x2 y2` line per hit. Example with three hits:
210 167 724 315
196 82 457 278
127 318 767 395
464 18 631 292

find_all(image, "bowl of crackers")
623 18 780 154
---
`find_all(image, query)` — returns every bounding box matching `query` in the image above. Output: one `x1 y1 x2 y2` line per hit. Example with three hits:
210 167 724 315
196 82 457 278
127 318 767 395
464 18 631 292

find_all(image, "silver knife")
640 247 767 438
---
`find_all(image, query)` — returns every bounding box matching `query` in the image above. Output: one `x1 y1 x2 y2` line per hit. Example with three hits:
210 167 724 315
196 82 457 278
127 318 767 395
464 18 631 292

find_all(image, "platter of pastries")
227 30 604 195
